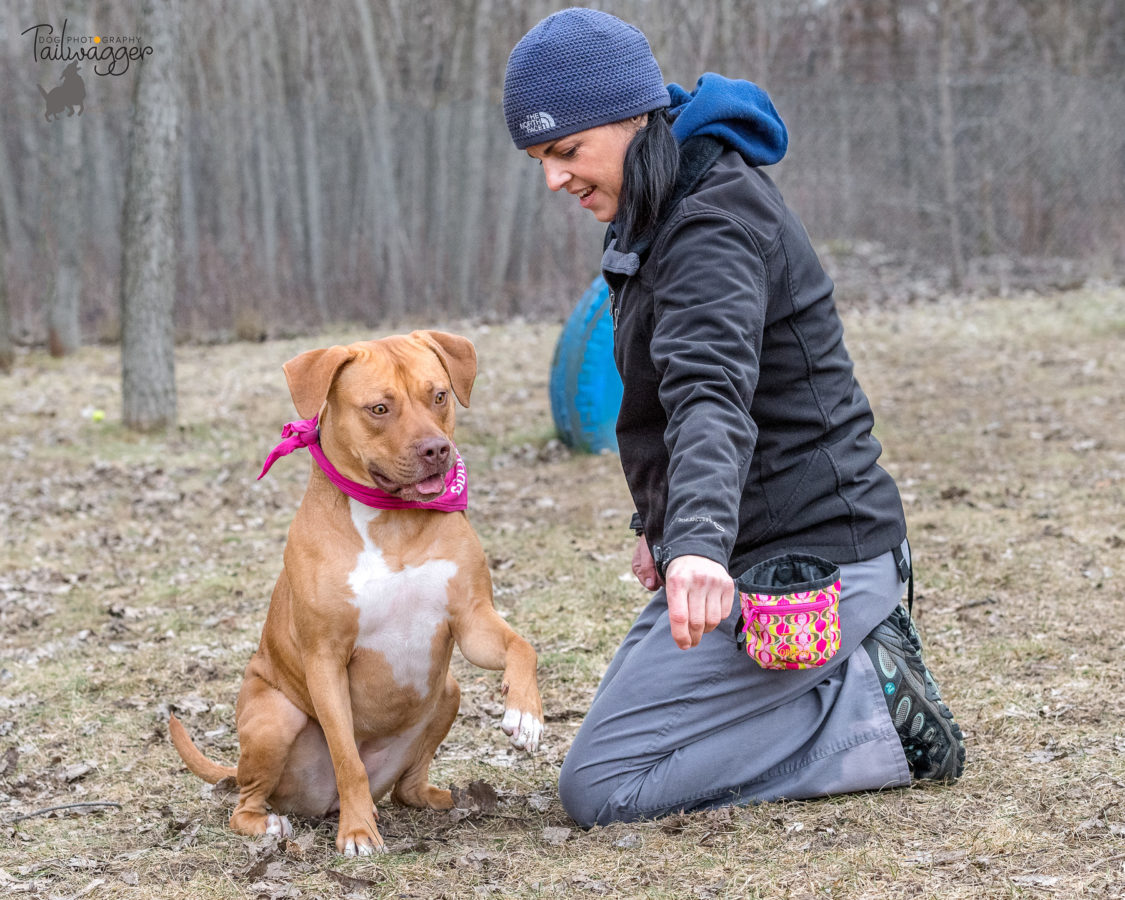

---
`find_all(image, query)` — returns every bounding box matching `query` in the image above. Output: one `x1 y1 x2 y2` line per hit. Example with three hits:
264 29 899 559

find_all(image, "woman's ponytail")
616 110 680 248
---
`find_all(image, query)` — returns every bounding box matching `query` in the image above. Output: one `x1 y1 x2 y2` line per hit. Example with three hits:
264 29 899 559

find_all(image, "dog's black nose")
417 437 451 465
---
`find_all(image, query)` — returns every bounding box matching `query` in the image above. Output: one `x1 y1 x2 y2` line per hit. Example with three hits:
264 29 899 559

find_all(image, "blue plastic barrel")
549 276 623 453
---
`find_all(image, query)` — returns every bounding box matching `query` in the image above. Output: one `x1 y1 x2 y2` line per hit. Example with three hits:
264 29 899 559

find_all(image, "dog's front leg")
453 581 543 752
303 655 384 855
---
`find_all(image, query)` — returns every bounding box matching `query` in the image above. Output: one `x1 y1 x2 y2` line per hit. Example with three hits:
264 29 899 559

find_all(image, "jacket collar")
601 136 724 274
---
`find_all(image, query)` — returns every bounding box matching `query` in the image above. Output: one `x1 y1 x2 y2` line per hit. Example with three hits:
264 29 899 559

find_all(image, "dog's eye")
370 404 388 416
434 391 447 406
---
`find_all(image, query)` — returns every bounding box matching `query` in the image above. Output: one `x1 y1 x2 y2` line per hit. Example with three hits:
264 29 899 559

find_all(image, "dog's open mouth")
368 467 447 499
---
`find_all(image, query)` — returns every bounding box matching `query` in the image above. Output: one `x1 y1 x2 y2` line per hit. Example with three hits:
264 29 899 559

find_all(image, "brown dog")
169 331 542 855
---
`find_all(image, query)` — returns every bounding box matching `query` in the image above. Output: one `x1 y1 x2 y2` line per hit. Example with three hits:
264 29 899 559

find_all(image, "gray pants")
558 544 912 827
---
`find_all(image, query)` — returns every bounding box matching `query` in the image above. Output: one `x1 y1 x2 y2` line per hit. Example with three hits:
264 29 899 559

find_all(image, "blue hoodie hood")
667 73 787 166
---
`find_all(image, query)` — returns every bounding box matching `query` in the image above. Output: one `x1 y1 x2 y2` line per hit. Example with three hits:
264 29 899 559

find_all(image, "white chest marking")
346 501 457 695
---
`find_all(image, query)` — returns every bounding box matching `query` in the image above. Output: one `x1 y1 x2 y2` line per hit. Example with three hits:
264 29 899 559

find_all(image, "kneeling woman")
503 8 965 827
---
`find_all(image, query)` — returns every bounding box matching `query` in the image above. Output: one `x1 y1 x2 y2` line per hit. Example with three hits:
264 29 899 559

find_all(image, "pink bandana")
257 417 468 512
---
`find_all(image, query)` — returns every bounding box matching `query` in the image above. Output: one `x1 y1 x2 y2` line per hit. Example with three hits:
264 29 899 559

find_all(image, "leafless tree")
353 0 408 316
937 0 966 289
0 247 12 373
291 4 329 321
47 116 83 357
120 0 182 430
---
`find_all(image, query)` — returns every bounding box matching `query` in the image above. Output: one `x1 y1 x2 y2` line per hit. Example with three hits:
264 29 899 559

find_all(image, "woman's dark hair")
616 109 680 249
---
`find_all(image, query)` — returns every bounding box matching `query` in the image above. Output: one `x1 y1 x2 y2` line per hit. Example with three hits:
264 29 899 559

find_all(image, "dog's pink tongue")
416 473 446 496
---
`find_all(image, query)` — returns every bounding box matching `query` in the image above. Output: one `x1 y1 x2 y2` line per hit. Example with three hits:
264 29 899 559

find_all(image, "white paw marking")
501 708 543 752
265 814 293 837
342 835 385 857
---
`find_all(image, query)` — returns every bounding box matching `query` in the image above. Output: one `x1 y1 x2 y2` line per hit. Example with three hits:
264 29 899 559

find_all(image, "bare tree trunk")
693 0 717 71
295 4 328 321
487 141 525 308
456 0 492 315
46 0 92 356
120 0 182 431
890 0 918 230
0 246 12 373
180 33 214 336
252 0 280 305
511 162 541 307
337 41 379 313
754 0 771 85
179 113 201 331
48 111 83 356
829 0 854 235
353 0 407 317
938 0 965 290
212 28 241 287
980 161 1000 263
89 92 121 338
0 116 24 264
427 19 468 310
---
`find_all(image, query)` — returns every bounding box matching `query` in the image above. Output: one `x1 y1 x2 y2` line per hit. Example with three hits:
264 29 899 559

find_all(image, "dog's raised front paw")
501 708 543 752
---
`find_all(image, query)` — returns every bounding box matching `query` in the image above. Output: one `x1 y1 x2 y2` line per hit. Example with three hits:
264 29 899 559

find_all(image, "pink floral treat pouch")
735 554 842 670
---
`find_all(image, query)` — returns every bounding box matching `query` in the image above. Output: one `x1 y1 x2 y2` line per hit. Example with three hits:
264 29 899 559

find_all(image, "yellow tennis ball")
92 409 106 422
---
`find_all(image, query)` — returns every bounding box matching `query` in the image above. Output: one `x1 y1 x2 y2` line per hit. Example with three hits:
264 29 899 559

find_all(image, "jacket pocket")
741 449 820 546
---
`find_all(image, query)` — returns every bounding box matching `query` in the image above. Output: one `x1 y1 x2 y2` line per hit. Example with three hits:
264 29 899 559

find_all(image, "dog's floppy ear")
414 331 477 408
282 345 356 419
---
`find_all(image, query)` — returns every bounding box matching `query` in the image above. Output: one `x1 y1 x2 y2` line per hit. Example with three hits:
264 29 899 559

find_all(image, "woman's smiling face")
525 118 644 223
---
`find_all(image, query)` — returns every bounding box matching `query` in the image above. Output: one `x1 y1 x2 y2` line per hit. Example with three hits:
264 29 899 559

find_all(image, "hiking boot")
862 605 966 782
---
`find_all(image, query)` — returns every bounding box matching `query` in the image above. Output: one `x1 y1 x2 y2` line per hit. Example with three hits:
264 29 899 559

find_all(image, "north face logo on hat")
519 111 556 135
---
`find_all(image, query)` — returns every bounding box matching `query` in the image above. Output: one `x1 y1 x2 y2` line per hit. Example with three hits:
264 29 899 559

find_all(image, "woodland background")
1 0 1123 348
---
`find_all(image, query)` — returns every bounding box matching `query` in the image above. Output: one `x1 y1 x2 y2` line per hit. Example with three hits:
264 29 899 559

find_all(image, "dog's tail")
37 84 48 100
168 714 237 784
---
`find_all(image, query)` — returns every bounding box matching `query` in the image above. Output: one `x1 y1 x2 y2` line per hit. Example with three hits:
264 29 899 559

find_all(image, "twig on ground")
4 801 123 824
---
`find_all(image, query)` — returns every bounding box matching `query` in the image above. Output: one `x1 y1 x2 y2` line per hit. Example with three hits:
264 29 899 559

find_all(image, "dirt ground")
1 287 1122 899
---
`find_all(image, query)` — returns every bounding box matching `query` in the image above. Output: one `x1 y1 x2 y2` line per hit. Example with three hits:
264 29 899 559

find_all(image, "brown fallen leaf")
61 762 95 783
384 837 430 854
325 869 383 890
0 747 18 778
284 832 316 857
247 880 299 899
235 834 285 878
455 848 499 869
450 779 499 816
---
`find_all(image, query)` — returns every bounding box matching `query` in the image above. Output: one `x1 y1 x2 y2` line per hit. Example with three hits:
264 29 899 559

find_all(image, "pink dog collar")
257 417 468 512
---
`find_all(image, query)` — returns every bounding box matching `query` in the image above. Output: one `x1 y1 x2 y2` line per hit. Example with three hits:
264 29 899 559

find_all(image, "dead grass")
1 289 1123 899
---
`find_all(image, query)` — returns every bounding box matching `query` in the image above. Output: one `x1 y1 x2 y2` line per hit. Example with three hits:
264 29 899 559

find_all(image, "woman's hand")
632 536 662 591
664 555 734 650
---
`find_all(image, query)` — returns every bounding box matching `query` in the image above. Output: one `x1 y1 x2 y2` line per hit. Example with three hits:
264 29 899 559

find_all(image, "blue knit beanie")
504 7 671 150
